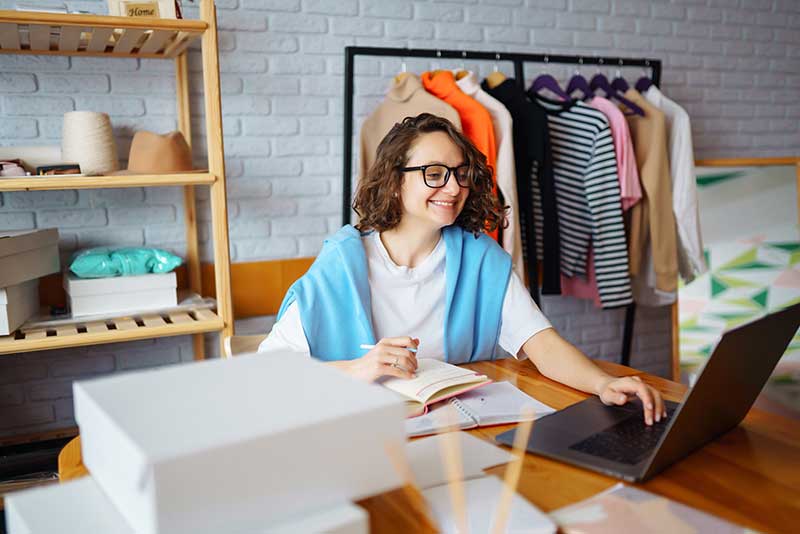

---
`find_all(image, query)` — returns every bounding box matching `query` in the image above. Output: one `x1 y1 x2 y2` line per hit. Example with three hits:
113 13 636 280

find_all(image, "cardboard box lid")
74 352 403 465
0 278 38 305
64 272 177 296
0 228 59 258
5 476 135 534
5 475 367 534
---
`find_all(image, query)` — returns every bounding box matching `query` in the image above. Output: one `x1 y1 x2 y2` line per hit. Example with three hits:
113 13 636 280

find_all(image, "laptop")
495 302 800 482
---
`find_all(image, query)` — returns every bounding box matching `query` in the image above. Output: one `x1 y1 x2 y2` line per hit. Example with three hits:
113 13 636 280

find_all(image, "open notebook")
406 381 556 437
381 359 492 417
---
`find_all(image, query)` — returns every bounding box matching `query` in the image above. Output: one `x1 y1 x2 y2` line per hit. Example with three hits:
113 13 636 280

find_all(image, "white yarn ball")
61 111 119 176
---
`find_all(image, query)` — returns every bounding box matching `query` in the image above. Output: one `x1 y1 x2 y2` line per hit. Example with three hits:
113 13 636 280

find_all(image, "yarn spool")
61 111 119 176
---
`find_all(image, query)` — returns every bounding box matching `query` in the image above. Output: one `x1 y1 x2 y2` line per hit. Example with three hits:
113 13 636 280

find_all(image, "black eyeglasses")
400 164 472 189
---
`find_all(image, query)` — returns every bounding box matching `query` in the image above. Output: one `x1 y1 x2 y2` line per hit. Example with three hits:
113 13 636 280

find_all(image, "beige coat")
358 74 462 181
623 89 678 293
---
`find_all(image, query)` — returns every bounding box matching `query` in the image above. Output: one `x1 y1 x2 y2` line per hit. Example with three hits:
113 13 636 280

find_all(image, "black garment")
483 79 561 296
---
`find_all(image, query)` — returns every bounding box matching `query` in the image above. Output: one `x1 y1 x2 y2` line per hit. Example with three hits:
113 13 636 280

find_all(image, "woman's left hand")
597 376 666 426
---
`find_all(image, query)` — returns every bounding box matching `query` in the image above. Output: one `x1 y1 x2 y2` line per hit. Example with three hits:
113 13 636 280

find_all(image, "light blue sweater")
277 225 512 364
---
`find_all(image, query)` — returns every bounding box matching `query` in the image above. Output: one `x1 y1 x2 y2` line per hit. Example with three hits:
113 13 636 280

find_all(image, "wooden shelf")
0 172 216 192
0 308 223 355
0 10 206 59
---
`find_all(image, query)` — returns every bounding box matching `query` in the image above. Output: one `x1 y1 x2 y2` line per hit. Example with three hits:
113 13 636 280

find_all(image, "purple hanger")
611 75 630 93
589 73 645 116
566 69 592 100
635 75 654 93
530 73 570 101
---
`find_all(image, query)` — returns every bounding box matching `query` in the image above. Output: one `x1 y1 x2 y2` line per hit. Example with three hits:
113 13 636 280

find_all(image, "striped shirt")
529 95 633 308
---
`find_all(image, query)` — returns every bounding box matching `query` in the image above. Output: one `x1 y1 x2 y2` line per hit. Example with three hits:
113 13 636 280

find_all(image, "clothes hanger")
634 61 655 93
485 53 506 88
430 50 444 78
394 57 411 85
455 51 470 80
610 59 630 92
565 58 592 100
589 60 644 116
529 56 570 101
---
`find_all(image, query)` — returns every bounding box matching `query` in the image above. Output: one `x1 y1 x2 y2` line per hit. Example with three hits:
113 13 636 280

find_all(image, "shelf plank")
138 29 173 55
0 172 216 192
28 24 51 51
85 26 112 52
0 309 224 355
0 10 206 59
0 10 207 32
112 27 145 54
0 22 20 49
58 25 82 52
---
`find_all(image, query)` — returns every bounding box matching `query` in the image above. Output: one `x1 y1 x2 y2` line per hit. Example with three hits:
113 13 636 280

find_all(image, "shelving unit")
0 0 233 358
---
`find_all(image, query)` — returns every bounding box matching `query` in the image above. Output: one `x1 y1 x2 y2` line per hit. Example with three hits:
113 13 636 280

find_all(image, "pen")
359 343 418 353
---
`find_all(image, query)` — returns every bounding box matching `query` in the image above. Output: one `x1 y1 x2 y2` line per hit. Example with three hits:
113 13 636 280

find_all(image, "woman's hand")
346 337 419 382
596 375 666 426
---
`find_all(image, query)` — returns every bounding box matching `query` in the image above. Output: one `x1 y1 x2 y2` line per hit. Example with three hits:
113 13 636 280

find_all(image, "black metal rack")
341 46 662 366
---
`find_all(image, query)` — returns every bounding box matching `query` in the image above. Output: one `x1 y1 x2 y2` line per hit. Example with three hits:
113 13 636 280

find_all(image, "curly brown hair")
353 113 506 236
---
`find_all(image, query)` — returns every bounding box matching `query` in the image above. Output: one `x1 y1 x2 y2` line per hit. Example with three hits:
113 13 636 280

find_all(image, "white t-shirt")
258 231 552 360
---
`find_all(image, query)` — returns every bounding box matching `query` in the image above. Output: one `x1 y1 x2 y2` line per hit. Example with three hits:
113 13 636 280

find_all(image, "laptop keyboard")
568 408 676 465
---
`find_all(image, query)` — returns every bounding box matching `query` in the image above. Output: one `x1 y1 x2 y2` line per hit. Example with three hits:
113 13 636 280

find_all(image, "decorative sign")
107 0 176 18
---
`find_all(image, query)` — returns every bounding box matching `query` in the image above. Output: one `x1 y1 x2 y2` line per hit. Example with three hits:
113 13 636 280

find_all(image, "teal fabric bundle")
69 247 183 278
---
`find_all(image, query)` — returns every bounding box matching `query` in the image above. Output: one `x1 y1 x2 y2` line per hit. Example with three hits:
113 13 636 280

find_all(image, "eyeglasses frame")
400 163 472 189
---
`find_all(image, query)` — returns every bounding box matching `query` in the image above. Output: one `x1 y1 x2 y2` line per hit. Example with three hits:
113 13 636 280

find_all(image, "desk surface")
451 358 800 534
55 358 799 533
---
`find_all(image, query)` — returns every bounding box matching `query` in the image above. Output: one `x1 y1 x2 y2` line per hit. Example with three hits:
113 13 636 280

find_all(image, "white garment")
455 71 524 280
644 86 707 282
258 231 551 360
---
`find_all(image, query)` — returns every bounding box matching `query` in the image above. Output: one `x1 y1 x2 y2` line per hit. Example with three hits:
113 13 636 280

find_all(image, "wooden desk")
460 358 800 534
55 359 799 532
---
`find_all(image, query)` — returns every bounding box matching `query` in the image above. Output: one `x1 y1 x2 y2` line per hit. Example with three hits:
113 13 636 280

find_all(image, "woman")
260 113 666 425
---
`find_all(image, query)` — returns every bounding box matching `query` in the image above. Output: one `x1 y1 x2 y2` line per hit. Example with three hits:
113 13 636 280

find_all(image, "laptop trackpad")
529 397 639 448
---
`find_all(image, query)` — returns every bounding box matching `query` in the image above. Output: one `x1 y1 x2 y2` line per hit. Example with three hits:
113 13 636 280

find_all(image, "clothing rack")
341 46 662 367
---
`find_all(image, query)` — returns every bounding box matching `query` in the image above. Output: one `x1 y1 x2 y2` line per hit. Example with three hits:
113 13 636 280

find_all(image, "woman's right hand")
347 336 419 382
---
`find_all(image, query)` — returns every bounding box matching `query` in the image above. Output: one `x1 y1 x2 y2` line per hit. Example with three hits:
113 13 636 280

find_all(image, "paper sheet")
405 431 515 490
422 475 556 534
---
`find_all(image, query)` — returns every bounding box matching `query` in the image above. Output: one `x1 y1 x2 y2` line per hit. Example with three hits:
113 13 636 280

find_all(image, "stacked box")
0 229 60 334
64 272 177 317
14 352 402 534
0 279 39 335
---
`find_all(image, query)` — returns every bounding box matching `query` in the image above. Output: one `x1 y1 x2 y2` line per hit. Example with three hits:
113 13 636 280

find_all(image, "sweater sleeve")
585 124 633 308
258 301 311 356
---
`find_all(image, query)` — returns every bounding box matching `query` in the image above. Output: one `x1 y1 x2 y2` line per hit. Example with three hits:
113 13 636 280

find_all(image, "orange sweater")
422 70 499 240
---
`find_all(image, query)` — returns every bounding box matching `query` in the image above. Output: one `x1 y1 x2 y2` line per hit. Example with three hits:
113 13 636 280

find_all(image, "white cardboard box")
0 229 60 289
5 475 368 534
74 352 405 534
64 272 177 317
5 477 134 534
0 278 39 335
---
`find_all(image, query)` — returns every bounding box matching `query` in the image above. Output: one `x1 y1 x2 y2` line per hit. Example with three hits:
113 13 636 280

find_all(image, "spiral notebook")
405 381 556 437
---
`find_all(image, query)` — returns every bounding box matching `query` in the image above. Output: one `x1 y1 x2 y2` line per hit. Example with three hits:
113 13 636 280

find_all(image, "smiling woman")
353 114 504 238
258 112 667 426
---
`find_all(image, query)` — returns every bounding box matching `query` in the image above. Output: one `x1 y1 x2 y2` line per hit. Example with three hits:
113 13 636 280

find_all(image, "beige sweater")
358 74 462 181
623 89 678 293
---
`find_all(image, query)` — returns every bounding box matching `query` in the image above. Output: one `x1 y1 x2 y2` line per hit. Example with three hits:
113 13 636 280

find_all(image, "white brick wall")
0 0 798 438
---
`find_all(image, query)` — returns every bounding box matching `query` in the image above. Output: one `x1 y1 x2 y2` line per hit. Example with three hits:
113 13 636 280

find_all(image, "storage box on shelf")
0 279 39 336
64 272 178 318
0 229 60 289
0 0 233 359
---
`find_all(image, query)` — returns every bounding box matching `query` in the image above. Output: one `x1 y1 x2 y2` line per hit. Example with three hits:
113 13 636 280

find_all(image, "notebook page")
406 431 515 490
422 475 556 534
405 400 477 437
382 359 487 404
453 381 556 426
